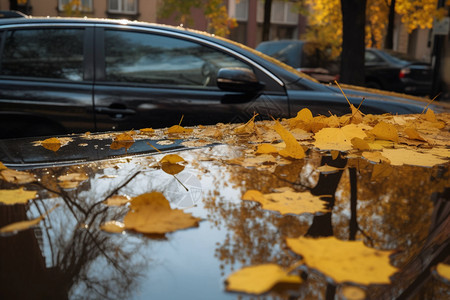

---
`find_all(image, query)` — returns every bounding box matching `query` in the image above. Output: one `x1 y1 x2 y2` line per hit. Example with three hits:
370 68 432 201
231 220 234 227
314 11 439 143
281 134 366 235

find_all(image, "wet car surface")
0 114 449 299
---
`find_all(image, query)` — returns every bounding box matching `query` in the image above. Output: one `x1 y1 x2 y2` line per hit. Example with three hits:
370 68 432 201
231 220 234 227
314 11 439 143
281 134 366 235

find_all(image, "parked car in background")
365 48 433 96
255 40 340 83
0 17 446 139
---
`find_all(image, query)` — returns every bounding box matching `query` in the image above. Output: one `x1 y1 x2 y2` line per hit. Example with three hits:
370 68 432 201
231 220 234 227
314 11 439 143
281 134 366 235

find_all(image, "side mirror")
216 67 265 93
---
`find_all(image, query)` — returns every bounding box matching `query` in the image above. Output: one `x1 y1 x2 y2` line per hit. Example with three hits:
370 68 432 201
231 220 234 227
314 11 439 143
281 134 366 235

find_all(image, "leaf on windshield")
0 188 37 205
313 124 368 152
57 172 89 189
110 132 135 150
100 220 126 233
139 128 155 135
235 113 259 134
0 204 58 234
273 120 305 159
160 154 185 164
255 143 279 154
340 286 366 300
123 192 201 234
351 137 371 151
242 188 330 215
362 151 390 164
1 169 36 184
316 164 345 174
160 154 185 175
286 236 398 285
0 162 7 170
41 137 62 152
368 121 399 142
371 162 393 180
225 264 302 295
166 125 194 134
381 148 448 167
403 127 427 142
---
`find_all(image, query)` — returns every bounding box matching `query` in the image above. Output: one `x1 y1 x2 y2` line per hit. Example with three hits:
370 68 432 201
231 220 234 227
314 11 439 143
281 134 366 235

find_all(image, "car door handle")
95 106 136 118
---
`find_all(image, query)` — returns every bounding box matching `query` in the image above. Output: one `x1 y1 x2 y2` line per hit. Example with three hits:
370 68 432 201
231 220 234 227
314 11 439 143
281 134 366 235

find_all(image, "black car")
0 18 446 139
255 39 340 83
365 48 433 96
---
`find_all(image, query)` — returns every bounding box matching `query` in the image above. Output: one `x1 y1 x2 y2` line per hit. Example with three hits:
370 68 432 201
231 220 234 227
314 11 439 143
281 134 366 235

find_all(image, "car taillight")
399 68 410 79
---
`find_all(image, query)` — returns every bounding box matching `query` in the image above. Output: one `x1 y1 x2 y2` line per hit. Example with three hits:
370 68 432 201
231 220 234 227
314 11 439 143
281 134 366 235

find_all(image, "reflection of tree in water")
0 165 148 300
201 148 449 298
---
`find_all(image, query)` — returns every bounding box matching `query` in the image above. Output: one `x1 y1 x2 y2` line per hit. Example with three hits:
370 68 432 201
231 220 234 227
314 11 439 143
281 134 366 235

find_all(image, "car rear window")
0 28 84 81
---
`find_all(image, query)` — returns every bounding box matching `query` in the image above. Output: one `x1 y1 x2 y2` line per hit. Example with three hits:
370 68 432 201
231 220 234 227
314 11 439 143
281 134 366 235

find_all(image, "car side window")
0 28 84 81
104 30 250 88
365 51 383 64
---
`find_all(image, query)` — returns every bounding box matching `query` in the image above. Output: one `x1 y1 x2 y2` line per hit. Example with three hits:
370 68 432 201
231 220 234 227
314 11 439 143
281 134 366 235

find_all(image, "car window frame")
93 24 286 93
0 22 95 84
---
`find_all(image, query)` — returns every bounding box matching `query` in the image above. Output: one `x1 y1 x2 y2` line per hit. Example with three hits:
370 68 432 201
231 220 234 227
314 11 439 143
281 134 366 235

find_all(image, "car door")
0 24 95 138
93 26 289 131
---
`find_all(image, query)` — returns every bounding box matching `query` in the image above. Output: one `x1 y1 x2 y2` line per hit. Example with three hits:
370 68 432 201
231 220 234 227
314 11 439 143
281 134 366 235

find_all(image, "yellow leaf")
100 221 125 233
57 172 89 189
110 133 134 150
226 264 302 295
295 108 313 122
331 150 340 160
160 154 185 164
286 236 398 285
404 127 427 142
436 263 450 281
41 137 62 152
0 162 7 170
235 114 258 134
273 120 305 159
313 124 367 151
369 121 398 142
161 162 185 175
242 189 330 215
0 169 36 184
316 164 344 174
381 148 448 167
0 204 58 234
351 137 371 151
255 143 278 154
123 192 201 234
139 128 155 135
362 151 390 164
371 162 393 180
166 125 193 134
425 108 437 122
340 286 366 300
103 195 131 206
0 188 37 205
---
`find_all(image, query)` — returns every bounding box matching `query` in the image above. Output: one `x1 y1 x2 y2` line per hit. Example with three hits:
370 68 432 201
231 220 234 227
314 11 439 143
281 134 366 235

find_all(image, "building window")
108 0 137 14
230 0 248 22
257 0 298 25
58 0 93 12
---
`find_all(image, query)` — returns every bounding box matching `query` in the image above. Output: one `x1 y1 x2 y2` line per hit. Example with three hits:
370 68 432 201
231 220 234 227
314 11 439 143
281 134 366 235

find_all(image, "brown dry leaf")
235 114 258 134
316 164 344 174
160 154 185 164
110 132 134 150
0 188 37 205
381 148 448 167
242 189 330 215
139 128 155 135
369 121 399 142
161 163 185 175
41 137 62 152
166 125 194 134
0 204 58 234
100 221 125 233
123 192 201 234
1 169 36 184
313 124 368 152
57 172 89 189
273 120 305 159
286 236 398 285
371 162 393 180
103 195 131 206
225 264 302 295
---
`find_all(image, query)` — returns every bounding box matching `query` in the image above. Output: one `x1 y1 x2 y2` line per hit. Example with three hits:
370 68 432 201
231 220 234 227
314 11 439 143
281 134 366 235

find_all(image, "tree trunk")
262 0 272 41
384 0 396 49
340 0 367 86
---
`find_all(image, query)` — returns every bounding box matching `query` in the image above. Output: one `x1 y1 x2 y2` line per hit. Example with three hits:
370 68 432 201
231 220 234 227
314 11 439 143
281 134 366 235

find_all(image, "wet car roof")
0 112 449 299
